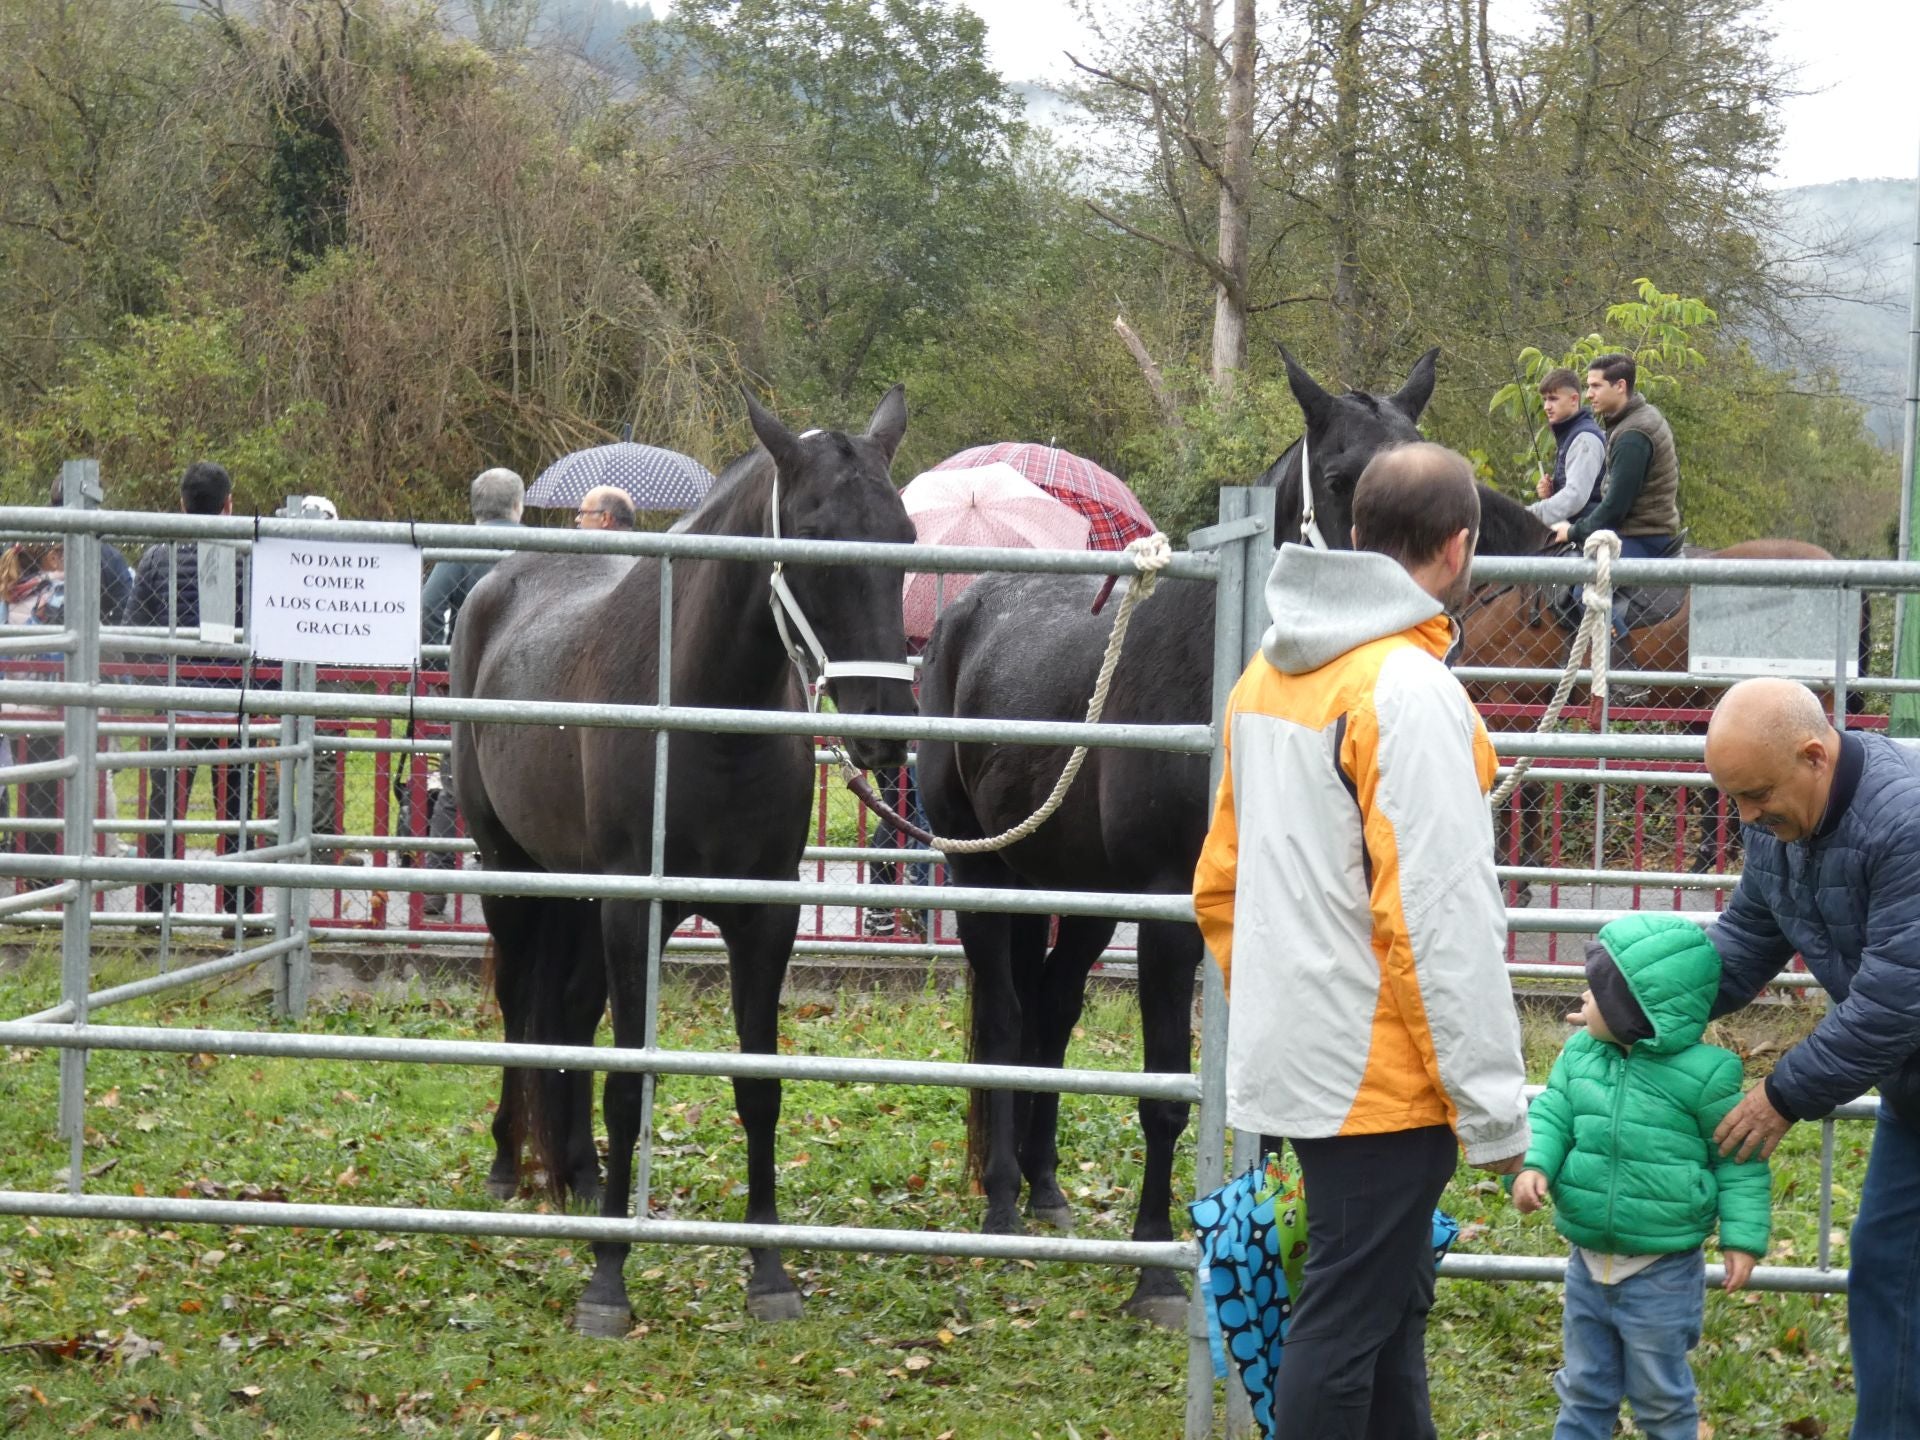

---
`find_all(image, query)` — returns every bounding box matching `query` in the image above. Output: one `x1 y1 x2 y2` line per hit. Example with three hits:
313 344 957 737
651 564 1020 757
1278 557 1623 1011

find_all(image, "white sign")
1689 585 1860 681
249 537 421 666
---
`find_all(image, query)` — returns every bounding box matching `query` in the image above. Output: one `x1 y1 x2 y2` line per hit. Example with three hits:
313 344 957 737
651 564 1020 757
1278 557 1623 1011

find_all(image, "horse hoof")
1026 1202 1074 1233
572 1300 633 1338
1122 1292 1190 1331
483 1177 518 1201
747 1288 805 1323
568 1185 603 1213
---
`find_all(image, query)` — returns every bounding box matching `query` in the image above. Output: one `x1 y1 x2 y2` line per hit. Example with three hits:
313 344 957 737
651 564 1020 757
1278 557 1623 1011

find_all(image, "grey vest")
1604 393 1681 537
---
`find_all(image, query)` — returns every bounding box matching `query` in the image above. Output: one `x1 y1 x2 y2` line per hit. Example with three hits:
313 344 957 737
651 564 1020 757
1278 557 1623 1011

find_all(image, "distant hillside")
1772 179 1913 443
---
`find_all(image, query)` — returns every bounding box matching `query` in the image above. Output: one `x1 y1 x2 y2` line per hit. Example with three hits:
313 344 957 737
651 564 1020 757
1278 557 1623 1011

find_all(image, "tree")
634 0 1025 406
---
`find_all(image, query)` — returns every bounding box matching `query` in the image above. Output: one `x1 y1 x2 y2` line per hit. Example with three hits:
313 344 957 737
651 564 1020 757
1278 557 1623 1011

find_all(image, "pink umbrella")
901 462 1091 641
930 443 1154 551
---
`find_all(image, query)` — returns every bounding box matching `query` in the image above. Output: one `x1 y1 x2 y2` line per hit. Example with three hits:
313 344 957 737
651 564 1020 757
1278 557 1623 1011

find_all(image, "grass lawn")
0 948 1861 1438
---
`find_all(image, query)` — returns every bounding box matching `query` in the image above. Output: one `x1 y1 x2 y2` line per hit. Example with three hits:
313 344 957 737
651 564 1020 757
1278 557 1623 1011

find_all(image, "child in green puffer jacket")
1512 913 1771 1440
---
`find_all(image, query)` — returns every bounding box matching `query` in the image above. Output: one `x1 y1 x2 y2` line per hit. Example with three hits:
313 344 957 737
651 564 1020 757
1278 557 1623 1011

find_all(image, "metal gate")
0 464 1909 1435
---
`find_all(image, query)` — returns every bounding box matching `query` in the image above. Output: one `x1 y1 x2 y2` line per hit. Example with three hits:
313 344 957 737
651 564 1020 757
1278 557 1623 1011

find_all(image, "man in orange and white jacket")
1194 441 1529 1440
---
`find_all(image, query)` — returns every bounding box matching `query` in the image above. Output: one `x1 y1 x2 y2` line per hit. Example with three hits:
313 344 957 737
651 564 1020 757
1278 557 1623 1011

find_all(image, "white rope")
840 532 1176 855
1487 530 1621 810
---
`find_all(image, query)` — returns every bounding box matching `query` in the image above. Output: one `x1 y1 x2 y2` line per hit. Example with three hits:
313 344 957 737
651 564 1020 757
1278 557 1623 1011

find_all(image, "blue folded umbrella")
1189 1154 1460 1439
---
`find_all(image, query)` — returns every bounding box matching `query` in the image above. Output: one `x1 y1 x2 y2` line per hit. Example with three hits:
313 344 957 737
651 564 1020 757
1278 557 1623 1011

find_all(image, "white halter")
766 438 918 714
1297 427 1329 550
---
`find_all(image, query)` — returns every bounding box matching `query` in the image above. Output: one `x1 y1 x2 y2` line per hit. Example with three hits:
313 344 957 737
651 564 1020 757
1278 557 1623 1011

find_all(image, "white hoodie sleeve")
1369 649 1531 1164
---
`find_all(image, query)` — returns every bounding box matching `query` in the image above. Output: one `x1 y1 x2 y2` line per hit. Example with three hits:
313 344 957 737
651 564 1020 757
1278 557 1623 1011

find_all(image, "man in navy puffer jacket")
1704 677 1920 1439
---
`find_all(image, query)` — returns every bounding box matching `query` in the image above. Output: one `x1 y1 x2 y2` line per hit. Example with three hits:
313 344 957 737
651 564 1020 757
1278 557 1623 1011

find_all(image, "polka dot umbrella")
526 442 715 514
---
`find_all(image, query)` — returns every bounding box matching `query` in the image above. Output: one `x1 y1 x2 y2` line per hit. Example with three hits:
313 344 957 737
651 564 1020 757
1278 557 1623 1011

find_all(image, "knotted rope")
841 532 1175 854
1487 530 1621 810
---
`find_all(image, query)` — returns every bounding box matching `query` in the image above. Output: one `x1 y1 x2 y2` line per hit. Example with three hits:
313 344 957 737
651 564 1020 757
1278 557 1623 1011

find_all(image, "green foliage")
1489 279 1718 471
3 303 323 513
1479 280 1891 555
0 0 1896 551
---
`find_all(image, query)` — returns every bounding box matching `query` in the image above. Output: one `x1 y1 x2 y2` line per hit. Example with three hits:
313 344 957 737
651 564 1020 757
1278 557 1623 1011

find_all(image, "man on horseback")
1528 367 1605 529
1548 353 1682 667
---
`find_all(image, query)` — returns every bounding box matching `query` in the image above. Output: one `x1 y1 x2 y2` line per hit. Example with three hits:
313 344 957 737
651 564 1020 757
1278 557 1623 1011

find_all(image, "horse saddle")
1549 533 1691 634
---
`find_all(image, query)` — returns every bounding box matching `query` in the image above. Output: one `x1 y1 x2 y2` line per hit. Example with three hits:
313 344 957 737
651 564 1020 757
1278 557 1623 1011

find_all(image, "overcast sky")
944 0 1919 190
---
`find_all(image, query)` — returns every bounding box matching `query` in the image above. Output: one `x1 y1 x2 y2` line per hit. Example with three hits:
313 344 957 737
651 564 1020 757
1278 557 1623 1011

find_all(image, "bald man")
1704 676 1920 1438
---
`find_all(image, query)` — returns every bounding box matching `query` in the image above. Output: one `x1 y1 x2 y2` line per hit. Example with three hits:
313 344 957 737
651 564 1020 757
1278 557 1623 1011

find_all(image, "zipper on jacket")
1604 1047 1629 1248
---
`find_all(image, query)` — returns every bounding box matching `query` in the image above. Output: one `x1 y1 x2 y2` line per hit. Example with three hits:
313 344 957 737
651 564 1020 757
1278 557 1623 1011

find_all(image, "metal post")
1892 142 1920 733
636 557 672 1221
158 534 180 967
1820 587 1850 1268
1185 487 1266 1440
55 462 101 1189
272 499 300 1015
287 658 317 1016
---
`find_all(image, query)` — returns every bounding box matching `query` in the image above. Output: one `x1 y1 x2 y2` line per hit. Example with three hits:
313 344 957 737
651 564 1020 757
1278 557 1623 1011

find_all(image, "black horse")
916 349 1549 1329
450 387 917 1333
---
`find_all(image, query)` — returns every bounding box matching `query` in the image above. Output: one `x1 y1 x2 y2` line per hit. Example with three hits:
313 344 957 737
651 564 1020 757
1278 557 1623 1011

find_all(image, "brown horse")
1457 492 1846 889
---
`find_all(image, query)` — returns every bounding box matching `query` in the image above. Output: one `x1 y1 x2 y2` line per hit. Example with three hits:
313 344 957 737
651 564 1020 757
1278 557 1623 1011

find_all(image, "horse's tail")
517 900 606 1204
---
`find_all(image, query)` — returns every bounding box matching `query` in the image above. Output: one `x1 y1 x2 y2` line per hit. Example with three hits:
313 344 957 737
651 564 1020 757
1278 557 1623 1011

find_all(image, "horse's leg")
478 893 539 1200
574 896 669 1337
1122 916 1200 1330
959 902 1035 1237
711 900 805 1320
1019 914 1117 1232
556 903 608 1209
508 898 607 1212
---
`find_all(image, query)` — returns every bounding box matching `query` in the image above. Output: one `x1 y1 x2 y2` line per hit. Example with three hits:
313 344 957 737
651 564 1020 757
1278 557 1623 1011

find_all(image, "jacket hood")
1593 914 1722 1055
1260 544 1449 675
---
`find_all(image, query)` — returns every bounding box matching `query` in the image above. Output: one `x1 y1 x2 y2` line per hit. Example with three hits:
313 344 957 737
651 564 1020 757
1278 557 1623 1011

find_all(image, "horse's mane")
678 446 774 536
1474 483 1555 558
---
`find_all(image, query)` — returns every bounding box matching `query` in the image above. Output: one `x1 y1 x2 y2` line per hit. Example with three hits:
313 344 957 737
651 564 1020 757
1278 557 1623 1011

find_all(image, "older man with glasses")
576 486 636 531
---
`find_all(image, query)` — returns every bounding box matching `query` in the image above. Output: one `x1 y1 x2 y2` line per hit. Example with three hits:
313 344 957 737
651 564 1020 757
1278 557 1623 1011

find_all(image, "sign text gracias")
249 537 421 666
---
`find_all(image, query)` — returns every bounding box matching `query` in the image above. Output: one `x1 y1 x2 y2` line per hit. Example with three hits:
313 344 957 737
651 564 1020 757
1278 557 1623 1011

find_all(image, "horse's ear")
1280 346 1333 429
743 387 801 473
1388 348 1440 422
863 384 908 468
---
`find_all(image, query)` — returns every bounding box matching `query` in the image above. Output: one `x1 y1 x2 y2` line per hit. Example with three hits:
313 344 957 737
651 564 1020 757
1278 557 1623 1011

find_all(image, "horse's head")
744 384 917 770
1259 347 1437 549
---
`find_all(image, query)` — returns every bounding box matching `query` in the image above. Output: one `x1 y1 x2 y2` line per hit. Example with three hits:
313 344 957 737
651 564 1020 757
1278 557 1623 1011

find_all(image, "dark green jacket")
1571 393 1681 543
1522 913 1771 1257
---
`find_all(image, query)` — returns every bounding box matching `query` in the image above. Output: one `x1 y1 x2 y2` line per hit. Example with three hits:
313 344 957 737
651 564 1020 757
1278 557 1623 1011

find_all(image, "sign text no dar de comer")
249 537 421 666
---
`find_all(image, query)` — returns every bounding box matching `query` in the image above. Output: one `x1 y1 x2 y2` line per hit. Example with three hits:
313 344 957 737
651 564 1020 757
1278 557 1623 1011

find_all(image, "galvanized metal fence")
0 467 1908 1435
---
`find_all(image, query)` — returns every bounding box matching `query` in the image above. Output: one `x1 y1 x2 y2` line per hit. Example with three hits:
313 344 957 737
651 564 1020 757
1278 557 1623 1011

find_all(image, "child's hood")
1594 913 1722 1055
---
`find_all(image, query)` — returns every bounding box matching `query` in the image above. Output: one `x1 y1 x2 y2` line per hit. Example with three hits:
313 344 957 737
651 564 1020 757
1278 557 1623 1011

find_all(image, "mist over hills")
1773 179 1913 444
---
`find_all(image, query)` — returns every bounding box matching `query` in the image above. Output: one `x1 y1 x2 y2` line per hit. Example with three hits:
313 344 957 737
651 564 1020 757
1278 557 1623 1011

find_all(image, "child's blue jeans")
1552 1247 1704 1440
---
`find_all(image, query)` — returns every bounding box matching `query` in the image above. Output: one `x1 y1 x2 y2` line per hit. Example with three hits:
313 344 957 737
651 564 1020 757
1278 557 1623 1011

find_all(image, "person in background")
1528 367 1605 531
0 475 137 858
1194 441 1530 1440
127 461 257 930
576 485 635 531
414 468 524 917
1548 353 1682 669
